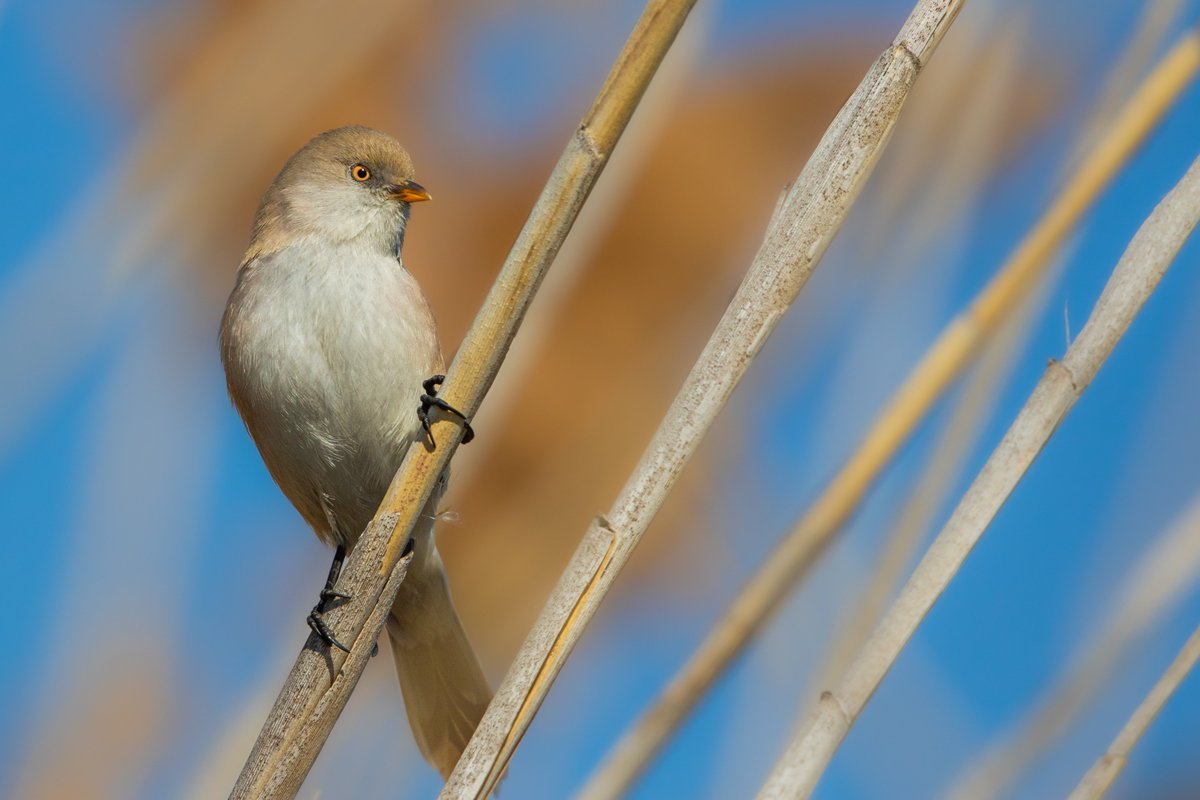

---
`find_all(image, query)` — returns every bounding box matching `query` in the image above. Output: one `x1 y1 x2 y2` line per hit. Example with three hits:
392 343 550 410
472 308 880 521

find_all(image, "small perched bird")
219 126 490 778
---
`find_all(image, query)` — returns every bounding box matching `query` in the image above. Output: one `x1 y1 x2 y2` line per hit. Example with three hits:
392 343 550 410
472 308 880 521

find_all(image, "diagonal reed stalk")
229 1 699 796
579 30 1200 799
1066 620 1200 800
443 2 967 798
947 492 1200 800
757 150 1200 800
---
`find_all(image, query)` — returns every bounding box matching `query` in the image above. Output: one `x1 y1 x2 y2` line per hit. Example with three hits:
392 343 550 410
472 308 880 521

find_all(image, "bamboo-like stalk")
442 3 966 798
228 2 699 797
947 491 1200 800
580 31 1200 800
1067 621 1200 800
756 151 1200 800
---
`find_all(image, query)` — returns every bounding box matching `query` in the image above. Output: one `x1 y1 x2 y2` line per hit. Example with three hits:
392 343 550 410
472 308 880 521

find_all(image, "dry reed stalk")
442 2 968 798
1066 622 1200 800
580 31 1200 799
229 1 699 797
947 492 1200 800
756 150 1200 799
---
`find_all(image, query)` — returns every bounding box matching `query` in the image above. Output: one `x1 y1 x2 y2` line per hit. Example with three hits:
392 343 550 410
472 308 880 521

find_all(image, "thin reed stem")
1067 622 1200 800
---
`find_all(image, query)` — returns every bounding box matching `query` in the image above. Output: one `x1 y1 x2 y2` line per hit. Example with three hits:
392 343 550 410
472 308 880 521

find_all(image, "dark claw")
419 374 476 447
308 608 351 653
319 587 351 605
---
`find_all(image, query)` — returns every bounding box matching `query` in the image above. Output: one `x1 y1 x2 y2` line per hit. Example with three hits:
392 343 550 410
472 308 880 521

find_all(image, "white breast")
221 239 444 547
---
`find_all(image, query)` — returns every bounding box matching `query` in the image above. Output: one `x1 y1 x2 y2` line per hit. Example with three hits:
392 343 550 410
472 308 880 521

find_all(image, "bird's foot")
419 374 475 447
307 607 351 653
319 586 350 607
316 545 351 612
308 544 351 652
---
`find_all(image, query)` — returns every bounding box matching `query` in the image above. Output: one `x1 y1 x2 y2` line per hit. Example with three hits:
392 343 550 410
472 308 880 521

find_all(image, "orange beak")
389 180 432 203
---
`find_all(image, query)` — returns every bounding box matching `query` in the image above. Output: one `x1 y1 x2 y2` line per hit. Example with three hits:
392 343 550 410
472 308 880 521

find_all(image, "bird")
219 125 491 779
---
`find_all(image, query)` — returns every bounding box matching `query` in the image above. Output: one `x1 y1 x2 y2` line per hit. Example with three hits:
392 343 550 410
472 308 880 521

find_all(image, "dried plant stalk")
947 492 1200 799
757 151 1200 800
581 31 1200 799
229 1 699 796
442 3 967 798
1067 622 1200 800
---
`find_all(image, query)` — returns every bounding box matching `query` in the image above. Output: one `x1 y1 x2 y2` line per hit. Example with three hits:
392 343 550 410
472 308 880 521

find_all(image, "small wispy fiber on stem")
755 150 1200 800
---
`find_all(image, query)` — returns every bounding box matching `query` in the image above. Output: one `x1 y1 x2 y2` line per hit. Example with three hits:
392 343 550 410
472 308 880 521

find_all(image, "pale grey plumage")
219 126 490 779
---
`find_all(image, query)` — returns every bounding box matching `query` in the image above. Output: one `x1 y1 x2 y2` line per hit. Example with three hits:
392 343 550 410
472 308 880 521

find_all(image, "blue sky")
3 1 1200 798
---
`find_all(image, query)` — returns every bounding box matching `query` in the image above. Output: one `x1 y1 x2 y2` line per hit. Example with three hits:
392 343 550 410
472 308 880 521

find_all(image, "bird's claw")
419 374 475 447
308 608 351 653
307 544 352 652
319 587 351 604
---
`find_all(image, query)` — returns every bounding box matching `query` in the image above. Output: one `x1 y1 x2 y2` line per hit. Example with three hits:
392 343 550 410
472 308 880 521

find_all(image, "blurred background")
3 0 1200 797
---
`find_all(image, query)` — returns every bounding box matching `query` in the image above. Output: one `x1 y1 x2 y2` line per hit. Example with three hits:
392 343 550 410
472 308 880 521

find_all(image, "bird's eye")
350 164 371 182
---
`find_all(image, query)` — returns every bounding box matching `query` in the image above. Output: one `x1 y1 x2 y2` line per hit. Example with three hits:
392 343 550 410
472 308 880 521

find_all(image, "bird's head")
250 125 431 259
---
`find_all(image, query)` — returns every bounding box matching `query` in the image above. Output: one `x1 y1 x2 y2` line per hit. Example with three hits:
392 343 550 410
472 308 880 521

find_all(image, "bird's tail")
387 549 492 780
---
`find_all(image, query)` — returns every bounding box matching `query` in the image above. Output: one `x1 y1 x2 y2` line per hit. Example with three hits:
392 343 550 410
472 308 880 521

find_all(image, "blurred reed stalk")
444 2 967 798
947 492 1200 800
579 30 1200 800
813 257 1052 695
1065 0 1186 177
1067 621 1200 800
756 150 1200 800
229 1 700 797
